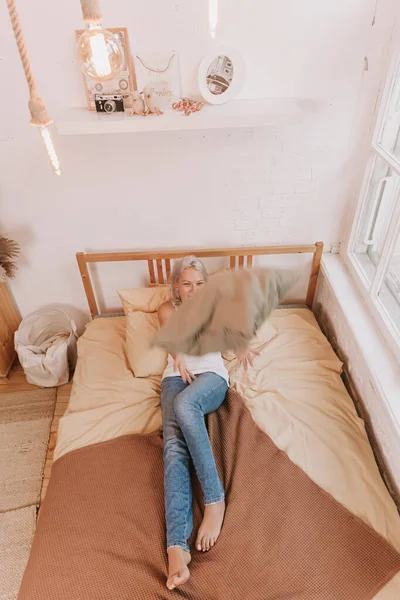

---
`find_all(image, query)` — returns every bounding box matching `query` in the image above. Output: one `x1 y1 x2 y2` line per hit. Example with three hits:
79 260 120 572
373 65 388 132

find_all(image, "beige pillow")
118 285 170 315
118 269 230 316
222 319 278 361
126 311 168 377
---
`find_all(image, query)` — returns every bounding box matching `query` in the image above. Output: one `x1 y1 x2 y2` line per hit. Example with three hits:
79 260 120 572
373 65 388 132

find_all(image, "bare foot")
166 547 191 590
196 500 225 552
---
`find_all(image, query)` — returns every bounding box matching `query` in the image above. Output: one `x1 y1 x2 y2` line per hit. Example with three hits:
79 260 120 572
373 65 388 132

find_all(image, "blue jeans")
161 372 228 553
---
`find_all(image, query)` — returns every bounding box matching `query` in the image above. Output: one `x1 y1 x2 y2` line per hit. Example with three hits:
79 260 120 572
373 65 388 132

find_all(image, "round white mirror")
198 47 244 105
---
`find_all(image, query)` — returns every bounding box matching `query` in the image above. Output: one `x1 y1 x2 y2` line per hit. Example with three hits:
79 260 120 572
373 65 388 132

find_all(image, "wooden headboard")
76 242 324 318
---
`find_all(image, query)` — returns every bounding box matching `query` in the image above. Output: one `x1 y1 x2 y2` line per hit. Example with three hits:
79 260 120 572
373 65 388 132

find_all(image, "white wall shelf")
56 98 303 135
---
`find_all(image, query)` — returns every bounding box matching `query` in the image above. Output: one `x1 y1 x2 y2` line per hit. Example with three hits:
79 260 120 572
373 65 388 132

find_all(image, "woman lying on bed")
158 256 257 591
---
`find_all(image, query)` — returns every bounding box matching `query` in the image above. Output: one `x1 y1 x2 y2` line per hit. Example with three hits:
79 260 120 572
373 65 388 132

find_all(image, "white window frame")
342 53 400 363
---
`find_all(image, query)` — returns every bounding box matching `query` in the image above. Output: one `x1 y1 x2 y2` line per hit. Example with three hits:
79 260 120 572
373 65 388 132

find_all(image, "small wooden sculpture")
142 86 164 115
130 91 147 116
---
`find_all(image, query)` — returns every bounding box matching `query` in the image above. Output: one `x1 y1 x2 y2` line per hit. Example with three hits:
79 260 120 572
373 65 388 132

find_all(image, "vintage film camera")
95 94 125 114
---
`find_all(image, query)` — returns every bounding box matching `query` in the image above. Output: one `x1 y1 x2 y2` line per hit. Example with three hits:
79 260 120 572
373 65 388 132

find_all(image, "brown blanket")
19 390 400 600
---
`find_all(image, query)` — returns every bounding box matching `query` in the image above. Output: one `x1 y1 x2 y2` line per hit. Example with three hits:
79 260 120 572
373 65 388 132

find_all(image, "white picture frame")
198 47 245 105
133 50 181 109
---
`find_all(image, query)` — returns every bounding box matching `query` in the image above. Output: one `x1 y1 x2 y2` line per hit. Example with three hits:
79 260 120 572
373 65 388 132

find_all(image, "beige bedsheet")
55 309 400 599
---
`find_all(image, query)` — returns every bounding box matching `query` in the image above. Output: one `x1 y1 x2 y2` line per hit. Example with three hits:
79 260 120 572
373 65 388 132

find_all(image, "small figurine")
130 91 147 116
142 86 164 115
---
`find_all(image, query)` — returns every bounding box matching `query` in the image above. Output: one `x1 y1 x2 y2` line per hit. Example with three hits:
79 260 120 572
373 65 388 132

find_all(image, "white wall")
0 0 394 327
314 270 400 499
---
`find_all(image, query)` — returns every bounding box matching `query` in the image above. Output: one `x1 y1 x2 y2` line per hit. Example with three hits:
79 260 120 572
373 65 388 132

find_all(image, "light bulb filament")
88 24 112 78
39 126 61 176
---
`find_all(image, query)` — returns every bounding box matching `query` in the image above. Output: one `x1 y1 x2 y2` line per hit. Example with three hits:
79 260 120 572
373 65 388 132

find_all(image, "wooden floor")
0 361 72 504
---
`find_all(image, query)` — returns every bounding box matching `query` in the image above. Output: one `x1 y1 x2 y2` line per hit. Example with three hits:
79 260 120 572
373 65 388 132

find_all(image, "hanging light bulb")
77 1 123 80
28 94 61 176
6 0 61 176
77 23 123 80
39 126 61 176
209 0 218 38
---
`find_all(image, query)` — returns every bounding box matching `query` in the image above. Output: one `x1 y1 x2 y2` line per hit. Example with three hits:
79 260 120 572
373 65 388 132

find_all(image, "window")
346 56 400 356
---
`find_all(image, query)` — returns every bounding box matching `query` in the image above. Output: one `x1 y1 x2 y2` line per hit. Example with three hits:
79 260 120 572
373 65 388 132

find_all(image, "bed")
18 244 400 600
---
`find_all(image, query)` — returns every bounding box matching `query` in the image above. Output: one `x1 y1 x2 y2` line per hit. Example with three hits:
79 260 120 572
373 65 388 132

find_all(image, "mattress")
50 308 400 598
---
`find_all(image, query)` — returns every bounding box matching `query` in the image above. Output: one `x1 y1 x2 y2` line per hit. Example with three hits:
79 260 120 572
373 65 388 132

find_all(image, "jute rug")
0 388 56 600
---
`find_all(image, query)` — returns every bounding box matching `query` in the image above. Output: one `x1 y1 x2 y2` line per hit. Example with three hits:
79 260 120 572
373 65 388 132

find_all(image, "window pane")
377 229 400 338
378 61 400 164
352 156 399 284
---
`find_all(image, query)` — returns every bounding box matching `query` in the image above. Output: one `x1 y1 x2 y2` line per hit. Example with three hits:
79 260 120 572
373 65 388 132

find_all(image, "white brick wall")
0 0 386 324
217 130 326 247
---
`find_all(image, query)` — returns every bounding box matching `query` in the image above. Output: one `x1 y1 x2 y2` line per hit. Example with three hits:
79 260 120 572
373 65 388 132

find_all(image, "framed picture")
75 27 137 111
134 50 181 109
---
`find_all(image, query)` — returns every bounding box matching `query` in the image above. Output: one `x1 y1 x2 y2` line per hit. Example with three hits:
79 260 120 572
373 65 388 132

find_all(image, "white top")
162 352 229 383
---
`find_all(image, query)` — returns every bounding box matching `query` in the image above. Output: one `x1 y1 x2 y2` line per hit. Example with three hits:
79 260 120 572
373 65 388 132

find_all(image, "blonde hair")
170 255 208 305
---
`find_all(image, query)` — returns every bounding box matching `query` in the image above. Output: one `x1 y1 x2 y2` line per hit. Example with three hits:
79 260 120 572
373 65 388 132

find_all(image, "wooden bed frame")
38 243 323 504
72 243 400 507
76 242 324 318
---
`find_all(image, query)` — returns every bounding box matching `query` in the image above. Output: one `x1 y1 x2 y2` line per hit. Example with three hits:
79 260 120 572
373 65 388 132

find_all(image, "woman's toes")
167 575 178 590
166 568 190 590
167 576 178 591
197 532 219 552
196 535 202 551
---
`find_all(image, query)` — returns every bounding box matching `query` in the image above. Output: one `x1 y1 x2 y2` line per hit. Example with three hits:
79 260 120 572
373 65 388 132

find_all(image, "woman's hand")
173 354 196 384
235 347 260 371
